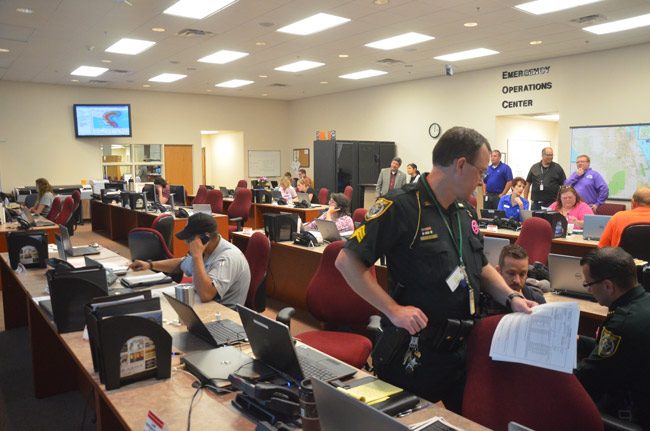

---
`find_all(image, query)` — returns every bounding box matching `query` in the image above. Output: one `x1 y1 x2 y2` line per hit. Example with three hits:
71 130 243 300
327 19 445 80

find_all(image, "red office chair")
236 179 248 189
343 185 353 202
352 208 367 224
467 194 478 209
619 223 650 261
206 189 224 214
70 190 82 231
46 196 62 222
128 228 174 261
293 241 378 368
228 188 252 234
318 187 329 205
515 217 553 265
54 196 75 227
151 213 174 252
244 232 271 312
596 203 626 216
463 315 604 431
193 185 208 205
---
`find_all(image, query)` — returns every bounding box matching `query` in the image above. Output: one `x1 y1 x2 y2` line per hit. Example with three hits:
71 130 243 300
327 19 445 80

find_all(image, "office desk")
250 203 327 229
481 228 598 257
0 222 60 253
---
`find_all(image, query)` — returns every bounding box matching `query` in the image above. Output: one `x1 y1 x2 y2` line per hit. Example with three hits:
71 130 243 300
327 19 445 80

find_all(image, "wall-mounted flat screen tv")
73 104 132 138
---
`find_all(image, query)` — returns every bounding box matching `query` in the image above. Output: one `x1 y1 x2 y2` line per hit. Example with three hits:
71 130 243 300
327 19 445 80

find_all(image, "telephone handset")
175 208 190 218
152 202 167 213
293 231 321 247
199 233 210 245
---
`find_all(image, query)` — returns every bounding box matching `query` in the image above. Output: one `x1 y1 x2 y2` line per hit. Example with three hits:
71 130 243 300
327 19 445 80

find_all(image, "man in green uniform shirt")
576 247 650 429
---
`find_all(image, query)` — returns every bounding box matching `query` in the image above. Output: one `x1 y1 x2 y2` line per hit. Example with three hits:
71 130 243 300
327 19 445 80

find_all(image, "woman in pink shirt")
548 185 593 228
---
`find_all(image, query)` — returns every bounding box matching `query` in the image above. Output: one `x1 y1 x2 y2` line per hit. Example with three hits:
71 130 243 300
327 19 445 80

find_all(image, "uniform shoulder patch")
597 327 622 358
366 198 394 221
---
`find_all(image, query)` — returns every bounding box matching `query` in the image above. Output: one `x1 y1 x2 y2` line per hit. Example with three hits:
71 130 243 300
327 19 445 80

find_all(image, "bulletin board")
293 148 310 167
248 150 281 178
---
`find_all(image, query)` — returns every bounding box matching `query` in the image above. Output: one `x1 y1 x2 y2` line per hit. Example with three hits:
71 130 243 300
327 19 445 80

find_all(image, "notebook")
237 305 357 383
582 214 611 241
483 237 510 267
163 293 247 348
548 253 594 301
192 203 212 214
315 219 342 242
59 224 100 257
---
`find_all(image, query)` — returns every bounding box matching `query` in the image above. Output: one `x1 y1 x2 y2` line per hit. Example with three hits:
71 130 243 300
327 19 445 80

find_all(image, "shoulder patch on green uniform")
597 327 621 358
366 198 393 221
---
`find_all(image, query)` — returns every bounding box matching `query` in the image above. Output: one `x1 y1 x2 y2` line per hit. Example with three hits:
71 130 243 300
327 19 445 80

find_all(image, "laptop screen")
548 253 591 297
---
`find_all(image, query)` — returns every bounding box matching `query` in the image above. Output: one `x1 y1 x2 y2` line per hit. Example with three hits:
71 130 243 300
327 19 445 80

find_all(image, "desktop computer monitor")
141 184 155 202
263 213 298 242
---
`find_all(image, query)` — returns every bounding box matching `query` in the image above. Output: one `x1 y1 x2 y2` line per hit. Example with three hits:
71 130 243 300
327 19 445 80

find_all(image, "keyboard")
295 344 356 381
555 289 597 302
205 319 247 345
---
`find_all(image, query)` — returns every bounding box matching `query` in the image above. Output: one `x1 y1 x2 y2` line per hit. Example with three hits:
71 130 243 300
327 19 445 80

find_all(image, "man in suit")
376 157 407 197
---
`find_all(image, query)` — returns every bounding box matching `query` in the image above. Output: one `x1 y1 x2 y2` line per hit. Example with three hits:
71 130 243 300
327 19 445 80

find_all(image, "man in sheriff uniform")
336 126 536 412
576 247 650 429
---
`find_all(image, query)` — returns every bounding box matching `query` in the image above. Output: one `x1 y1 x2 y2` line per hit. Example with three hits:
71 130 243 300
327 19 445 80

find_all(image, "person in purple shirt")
483 150 513 209
564 154 609 212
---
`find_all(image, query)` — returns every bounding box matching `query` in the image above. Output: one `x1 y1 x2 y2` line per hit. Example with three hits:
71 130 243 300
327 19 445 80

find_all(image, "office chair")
619 223 650 261
318 187 329 205
515 217 553 265
46 196 62 222
343 185 353 202
70 190 82 230
24 193 38 209
206 189 224 214
151 213 174 252
244 232 271 312
462 314 604 431
193 185 208 205
236 179 248 189
227 188 252 234
352 208 367 224
169 185 186 206
282 241 378 368
128 228 174 261
596 203 626 216
54 196 75 227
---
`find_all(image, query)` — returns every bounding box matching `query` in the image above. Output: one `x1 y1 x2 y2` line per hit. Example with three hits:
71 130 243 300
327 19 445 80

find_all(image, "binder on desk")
120 272 172 289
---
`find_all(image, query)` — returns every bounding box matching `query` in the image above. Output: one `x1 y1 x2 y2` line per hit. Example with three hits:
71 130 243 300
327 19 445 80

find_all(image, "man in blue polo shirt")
483 150 513 209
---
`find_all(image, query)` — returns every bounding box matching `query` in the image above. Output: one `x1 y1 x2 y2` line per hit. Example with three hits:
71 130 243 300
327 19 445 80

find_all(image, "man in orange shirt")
599 188 650 247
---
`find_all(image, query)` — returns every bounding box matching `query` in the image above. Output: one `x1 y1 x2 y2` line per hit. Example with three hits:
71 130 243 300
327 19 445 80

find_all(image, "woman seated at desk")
278 176 297 202
293 179 317 204
547 185 593 228
497 176 529 222
154 177 171 204
28 177 55 217
303 193 354 233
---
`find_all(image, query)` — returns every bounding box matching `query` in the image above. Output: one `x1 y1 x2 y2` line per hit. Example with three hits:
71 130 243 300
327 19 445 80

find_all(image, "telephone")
293 231 322 247
152 202 167 213
199 233 210 245
175 207 190 218
17 217 31 230
276 198 287 206
46 258 75 270
293 199 309 209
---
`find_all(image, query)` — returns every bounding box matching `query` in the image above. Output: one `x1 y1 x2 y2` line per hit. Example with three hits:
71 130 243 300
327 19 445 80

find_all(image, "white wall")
204 131 245 188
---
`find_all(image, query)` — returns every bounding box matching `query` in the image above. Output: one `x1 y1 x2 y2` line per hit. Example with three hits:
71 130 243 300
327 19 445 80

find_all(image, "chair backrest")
463 315 603 431
24 193 38 208
228 188 252 221
515 217 553 265
236 179 248 189
46 196 62 221
343 185 353 202
151 213 174 251
128 228 174 261
244 232 271 312
71 190 81 209
318 187 329 205
619 223 650 261
305 241 378 326
352 208 367 224
194 185 208 204
206 189 224 214
169 185 186 206
54 196 75 226
596 203 626 216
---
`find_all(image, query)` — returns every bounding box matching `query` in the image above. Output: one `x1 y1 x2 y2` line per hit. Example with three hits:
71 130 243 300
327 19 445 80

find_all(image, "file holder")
45 274 107 333
7 230 48 270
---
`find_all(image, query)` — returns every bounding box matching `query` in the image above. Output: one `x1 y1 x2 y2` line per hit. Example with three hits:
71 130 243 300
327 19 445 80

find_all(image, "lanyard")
421 178 464 266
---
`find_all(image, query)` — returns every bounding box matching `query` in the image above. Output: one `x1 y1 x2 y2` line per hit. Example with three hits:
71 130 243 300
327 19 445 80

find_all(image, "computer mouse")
90 242 100 248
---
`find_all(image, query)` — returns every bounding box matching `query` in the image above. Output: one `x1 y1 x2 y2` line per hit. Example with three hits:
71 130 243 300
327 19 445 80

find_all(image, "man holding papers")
576 247 650 430
130 213 250 309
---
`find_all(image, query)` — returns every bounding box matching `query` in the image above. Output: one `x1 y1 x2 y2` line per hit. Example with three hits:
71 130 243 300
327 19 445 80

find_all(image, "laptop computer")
483 237 510 267
192 203 212 214
59 224 100 257
582 214 612 240
548 253 594 301
296 192 310 202
315 219 342 242
20 208 56 227
480 209 506 219
237 305 357 383
163 292 247 348
520 210 533 222
219 186 234 198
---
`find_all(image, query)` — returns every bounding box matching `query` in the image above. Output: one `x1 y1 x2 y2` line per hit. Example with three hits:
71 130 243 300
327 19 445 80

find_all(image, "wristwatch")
147 259 154 271
506 292 525 310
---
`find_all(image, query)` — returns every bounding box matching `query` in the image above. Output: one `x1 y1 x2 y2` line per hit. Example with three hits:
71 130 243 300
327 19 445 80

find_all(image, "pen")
396 401 430 418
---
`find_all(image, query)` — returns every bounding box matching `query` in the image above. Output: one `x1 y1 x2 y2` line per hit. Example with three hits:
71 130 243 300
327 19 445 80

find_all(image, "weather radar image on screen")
74 104 132 138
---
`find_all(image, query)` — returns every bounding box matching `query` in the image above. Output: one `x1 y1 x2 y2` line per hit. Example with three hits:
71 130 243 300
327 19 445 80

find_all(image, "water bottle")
300 379 321 431
128 177 135 192
555 221 563 237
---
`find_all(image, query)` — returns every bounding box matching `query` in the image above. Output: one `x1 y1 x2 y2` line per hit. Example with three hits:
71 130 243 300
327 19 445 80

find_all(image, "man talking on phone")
129 213 250 308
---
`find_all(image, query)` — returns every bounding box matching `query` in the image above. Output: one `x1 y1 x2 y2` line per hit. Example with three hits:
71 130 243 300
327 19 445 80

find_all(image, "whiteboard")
506 139 550 179
248 150 281 178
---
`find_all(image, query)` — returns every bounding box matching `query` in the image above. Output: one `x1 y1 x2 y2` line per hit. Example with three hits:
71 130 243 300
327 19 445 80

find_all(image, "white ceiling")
1 0 649 100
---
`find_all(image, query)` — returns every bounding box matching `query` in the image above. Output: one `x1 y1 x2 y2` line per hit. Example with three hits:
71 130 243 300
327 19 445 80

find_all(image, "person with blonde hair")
29 177 55 217
278 176 297 201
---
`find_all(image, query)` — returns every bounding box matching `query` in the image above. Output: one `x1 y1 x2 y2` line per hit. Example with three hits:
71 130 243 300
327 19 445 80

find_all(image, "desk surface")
0 221 61 252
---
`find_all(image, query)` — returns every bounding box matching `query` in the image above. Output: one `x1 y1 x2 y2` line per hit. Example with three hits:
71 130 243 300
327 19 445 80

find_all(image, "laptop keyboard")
205 319 247 345
296 345 355 381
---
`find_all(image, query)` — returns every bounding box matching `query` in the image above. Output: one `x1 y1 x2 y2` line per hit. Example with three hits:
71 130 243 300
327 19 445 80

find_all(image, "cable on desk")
186 378 235 431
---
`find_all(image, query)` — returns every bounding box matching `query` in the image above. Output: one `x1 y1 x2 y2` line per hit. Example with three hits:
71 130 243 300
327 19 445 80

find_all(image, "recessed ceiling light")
514 0 602 15
529 40 543 45
259 74 268 78
70 79 79 82
434 48 499 62
149 73 187 83
143 84 151 87
261 93 268 97
16 7 33 14
277 13 350 36
532 113 560 121
339 69 387 80
198 49 249 64
215 79 254 88
365 32 434 50
338 54 349 58
0 48 9 53
105 38 156 55
151 27 166 32
101 59 112 63
320 81 328 84
583 13 650 34
163 0 237 19
464 22 478 27
70 66 109 77
201 130 219 134
256 41 266 46
275 60 325 73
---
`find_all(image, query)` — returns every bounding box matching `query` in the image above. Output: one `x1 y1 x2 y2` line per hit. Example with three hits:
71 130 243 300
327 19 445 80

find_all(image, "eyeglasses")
582 278 607 288
466 161 487 177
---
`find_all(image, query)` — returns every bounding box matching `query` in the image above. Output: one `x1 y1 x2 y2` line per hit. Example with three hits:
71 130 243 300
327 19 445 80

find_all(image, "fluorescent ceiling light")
198 49 249 64
201 130 219 134
514 0 602 15
532 113 560 121
148 73 187 83
70 66 108 77
277 13 350 36
434 48 499 62
583 13 650 35
105 38 155 55
163 0 237 19
274 60 325 72
365 32 434 50
215 79 254 88
339 69 387 80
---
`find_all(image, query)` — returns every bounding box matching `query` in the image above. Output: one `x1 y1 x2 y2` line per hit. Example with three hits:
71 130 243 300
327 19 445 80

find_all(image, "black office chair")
128 228 174 261
619 223 650 261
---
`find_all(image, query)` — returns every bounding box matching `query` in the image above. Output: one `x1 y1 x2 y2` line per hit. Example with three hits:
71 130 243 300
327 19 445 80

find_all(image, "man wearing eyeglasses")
524 147 566 210
576 247 650 429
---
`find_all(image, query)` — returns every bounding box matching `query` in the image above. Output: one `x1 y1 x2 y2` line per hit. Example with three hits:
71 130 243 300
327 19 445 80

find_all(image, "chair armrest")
229 216 244 231
276 307 296 328
602 414 643 431
367 315 383 344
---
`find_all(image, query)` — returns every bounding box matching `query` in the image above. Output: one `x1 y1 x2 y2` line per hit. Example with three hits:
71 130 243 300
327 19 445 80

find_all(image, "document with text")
489 302 580 373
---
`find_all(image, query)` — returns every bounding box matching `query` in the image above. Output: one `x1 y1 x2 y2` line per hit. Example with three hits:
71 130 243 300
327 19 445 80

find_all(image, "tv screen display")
73 104 132 137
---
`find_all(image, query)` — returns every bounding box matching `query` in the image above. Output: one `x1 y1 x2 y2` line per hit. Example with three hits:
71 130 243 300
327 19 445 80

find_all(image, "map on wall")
571 124 650 200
